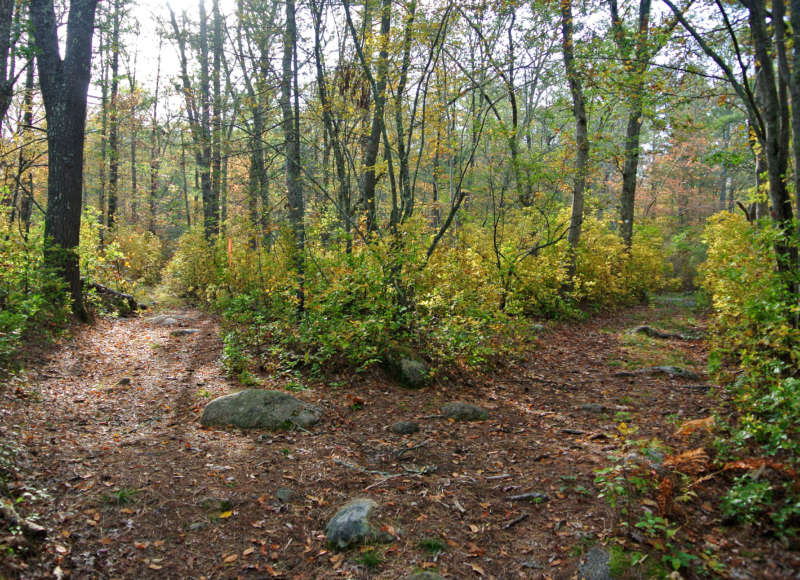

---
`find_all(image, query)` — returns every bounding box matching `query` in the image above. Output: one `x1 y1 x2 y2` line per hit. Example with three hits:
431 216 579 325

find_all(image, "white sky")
118 0 238 93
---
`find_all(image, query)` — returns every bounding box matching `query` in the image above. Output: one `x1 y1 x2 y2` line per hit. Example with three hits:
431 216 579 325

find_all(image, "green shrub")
700 212 800 462
0 211 70 366
700 212 800 536
721 475 773 524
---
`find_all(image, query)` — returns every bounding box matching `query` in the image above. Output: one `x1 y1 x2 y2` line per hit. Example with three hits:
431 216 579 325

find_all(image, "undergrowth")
162 216 671 378
699 212 800 535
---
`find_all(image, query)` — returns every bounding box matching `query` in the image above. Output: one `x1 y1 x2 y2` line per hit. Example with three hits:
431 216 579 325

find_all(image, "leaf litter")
0 303 797 578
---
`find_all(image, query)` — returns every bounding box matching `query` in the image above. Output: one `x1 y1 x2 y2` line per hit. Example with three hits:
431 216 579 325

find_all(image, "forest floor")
1 296 798 579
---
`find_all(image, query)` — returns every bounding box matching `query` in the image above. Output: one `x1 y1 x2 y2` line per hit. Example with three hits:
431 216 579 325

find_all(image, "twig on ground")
333 458 394 478
394 438 430 459
561 428 586 435
363 474 405 491
0 498 47 538
503 513 529 529
506 492 550 503
486 473 511 480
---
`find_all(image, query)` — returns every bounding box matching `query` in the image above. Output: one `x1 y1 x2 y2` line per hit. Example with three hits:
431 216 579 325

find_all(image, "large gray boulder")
200 389 322 430
325 498 389 550
441 401 488 422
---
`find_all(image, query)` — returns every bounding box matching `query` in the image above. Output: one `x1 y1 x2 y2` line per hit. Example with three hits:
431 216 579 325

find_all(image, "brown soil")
1 301 798 579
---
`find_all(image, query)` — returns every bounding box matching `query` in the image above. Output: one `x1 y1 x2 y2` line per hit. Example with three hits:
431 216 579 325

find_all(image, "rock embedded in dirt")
628 325 696 340
325 498 392 550
441 401 488 422
200 389 322 430
404 573 446 580
170 328 200 337
146 314 181 326
579 403 606 413
384 344 431 388
614 365 700 381
391 421 420 435
578 546 612 580
275 487 294 503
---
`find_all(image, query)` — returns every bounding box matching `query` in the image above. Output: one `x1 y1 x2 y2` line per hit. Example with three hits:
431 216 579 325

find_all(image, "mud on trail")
1 299 797 579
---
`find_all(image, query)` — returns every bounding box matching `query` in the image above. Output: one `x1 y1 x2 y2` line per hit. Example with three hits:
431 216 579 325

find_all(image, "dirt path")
1 301 795 578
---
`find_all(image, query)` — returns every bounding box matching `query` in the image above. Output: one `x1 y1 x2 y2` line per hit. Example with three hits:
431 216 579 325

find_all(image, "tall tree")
148 39 163 234
560 0 588 255
169 2 217 239
0 0 21 130
30 0 100 317
610 0 651 248
236 0 278 243
107 0 122 230
343 0 391 234
663 0 797 291
280 0 305 311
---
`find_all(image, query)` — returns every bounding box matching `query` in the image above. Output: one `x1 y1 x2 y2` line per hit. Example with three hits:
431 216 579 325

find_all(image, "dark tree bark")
107 0 121 231
30 0 99 318
127 66 139 226
0 0 20 130
98 24 107 239
211 0 222 226
561 0 588 254
180 128 191 228
610 0 651 248
280 0 305 311
742 0 795 275
198 0 217 238
788 0 800 239
10 46 34 230
148 40 162 234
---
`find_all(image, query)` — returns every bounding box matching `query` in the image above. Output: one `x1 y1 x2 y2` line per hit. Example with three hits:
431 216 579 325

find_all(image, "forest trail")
1 299 796 579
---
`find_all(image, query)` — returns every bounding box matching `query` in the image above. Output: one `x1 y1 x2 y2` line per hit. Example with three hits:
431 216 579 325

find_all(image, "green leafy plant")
594 465 629 509
0 210 70 366
418 536 446 555
104 488 140 505
721 475 773 524
355 547 383 569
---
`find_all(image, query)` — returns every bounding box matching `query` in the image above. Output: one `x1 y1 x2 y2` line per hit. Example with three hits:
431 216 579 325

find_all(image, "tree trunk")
311 0 352 250
611 0 651 248
148 41 162 234
352 0 390 234
788 0 800 240
30 0 100 318
198 0 216 238
10 48 34 229
180 129 191 228
561 0 588 258
211 0 223 228
169 3 216 239
280 0 305 311
98 25 107 240
0 0 19 129
107 0 121 231
744 0 796 278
